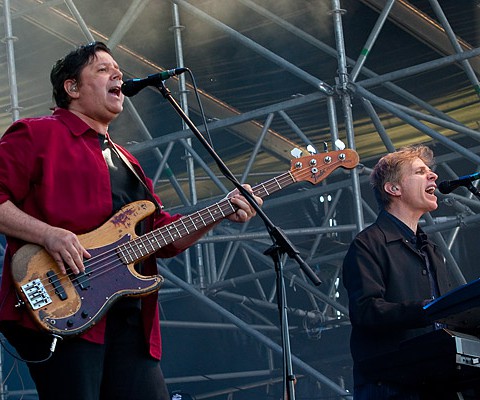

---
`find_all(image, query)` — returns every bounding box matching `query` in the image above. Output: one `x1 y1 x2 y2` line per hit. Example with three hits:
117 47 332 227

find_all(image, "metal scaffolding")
1 0 480 399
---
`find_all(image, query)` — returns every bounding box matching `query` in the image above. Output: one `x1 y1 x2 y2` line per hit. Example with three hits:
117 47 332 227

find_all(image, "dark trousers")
1 308 170 400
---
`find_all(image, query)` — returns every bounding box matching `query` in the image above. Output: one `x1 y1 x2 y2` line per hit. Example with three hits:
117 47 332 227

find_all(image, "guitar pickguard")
50 235 162 335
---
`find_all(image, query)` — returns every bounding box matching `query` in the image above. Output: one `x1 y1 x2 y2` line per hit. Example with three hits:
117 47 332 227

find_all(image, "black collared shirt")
383 210 440 299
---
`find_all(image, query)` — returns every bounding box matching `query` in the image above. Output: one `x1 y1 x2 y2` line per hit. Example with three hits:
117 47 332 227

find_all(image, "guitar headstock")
290 149 360 185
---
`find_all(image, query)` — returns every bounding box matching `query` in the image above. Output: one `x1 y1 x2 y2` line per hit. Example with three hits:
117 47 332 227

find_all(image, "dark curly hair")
50 41 112 108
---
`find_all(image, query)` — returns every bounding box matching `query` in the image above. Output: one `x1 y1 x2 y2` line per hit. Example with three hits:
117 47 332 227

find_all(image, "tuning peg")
307 144 317 155
335 139 346 150
290 148 303 158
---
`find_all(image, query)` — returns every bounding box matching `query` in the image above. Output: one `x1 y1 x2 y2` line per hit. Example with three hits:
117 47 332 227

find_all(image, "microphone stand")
466 183 480 199
155 80 321 400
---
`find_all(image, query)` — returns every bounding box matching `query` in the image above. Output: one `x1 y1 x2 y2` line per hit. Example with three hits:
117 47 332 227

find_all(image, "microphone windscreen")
438 181 454 194
121 80 144 97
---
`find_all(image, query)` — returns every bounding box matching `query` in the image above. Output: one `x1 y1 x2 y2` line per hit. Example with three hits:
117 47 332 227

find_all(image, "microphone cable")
160 68 215 147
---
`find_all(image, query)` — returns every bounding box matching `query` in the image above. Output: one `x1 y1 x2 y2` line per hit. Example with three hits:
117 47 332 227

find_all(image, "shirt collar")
381 210 429 248
381 210 416 243
52 107 96 137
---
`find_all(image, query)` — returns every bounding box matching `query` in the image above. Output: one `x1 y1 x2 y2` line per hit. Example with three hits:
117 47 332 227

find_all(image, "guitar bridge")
21 279 52 310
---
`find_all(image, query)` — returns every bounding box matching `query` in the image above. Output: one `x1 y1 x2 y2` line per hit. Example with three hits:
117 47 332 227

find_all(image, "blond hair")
370 145 434 210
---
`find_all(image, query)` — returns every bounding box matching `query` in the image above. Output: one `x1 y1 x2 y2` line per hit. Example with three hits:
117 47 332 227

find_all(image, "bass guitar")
12 149 359 336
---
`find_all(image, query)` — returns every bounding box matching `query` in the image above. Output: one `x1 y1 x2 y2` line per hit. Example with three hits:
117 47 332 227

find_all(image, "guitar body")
12 200 163 336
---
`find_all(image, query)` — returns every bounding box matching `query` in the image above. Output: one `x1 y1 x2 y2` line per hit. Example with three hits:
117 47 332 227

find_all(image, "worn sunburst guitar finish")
11 149 359 336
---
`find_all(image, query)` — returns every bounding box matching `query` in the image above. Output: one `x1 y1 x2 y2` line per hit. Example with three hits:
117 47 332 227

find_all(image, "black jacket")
342 211 454 386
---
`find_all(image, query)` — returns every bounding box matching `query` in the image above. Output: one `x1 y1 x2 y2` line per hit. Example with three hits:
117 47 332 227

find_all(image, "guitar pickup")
46 270 68 300
21 278 53 310
73 269 91 290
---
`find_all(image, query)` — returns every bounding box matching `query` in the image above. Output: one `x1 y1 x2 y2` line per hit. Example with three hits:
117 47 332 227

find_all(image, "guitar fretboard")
117 170 296 264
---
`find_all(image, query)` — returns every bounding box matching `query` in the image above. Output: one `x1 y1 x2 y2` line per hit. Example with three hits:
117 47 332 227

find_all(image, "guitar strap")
108 140 163 278
109 140 162 212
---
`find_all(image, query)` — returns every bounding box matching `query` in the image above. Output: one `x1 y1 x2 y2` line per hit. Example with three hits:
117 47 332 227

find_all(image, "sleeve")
342 233 430 332
0 121 37 205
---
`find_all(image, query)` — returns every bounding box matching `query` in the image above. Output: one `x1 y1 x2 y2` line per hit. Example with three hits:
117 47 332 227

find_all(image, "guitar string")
32 158 349 299
32 163 326 297
37 171 288 293
31 163 330 296
35 169 299 295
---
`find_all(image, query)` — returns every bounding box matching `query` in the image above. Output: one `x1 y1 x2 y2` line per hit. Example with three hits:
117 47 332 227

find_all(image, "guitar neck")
117 171 296 264
116 149 360 265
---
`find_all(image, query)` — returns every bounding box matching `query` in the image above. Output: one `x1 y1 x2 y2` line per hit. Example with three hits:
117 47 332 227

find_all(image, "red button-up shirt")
0 108 182 359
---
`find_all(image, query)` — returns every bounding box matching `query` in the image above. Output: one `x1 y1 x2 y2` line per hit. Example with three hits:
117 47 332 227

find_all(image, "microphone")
438 171 480 194
121 67 188 97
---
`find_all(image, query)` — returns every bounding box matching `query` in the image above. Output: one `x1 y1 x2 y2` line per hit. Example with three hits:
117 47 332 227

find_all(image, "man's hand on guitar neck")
170 184 262 253
225 184 263 223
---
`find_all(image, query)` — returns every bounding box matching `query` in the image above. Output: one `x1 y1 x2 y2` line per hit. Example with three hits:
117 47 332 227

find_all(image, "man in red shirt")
0 42 261 400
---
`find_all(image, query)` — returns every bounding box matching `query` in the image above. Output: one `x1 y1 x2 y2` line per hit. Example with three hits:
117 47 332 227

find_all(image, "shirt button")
422 269 428 275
